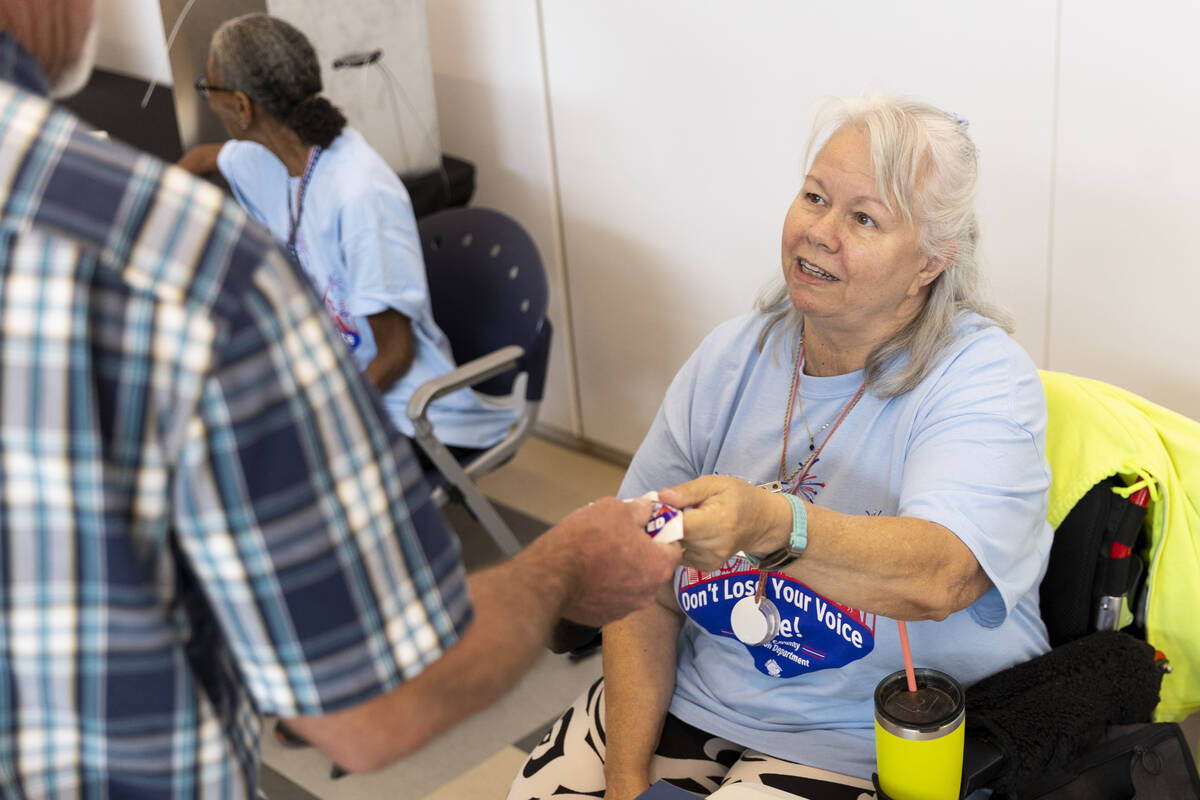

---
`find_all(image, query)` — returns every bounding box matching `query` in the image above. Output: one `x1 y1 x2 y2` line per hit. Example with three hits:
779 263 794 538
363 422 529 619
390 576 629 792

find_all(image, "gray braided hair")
210 13 347 148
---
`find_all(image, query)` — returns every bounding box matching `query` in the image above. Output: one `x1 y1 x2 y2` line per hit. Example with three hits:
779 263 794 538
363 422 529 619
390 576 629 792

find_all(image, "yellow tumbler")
874 668 965 800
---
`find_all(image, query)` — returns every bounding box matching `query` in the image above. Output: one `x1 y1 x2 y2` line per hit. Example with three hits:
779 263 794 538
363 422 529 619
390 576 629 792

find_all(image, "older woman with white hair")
509 96 1054 799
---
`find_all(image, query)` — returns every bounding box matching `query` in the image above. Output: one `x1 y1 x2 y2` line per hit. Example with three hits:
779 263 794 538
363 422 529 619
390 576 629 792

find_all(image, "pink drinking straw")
897 621 918 692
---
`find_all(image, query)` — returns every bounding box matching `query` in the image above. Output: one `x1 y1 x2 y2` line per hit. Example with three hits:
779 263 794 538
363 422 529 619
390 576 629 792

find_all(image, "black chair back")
417 207 550 399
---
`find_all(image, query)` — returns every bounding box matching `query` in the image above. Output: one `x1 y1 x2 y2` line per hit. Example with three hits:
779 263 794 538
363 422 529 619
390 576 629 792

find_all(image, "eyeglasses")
194 76 235 99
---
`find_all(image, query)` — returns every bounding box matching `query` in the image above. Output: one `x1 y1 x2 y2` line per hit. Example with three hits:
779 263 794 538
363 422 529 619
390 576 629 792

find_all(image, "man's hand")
659 476 791 571
536 497 681 627
281 496 679 770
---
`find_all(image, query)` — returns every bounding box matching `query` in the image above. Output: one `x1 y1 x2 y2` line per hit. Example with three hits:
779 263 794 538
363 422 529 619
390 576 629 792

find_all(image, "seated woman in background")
179 13 514 458
509 96 1053 799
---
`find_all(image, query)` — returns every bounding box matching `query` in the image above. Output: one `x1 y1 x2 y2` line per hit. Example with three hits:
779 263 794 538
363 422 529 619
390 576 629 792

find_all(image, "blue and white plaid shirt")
0 33 472 798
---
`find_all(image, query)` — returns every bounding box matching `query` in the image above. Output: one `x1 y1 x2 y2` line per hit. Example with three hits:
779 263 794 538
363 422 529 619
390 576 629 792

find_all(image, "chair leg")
456 480 523 556
413 428 525 556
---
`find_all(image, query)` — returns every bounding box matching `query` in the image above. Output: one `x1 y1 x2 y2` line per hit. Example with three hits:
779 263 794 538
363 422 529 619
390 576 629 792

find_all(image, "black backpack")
961 475 1200 799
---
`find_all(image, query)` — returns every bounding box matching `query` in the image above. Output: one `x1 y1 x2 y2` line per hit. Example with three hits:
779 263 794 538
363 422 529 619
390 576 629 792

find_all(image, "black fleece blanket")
965 630 1163 797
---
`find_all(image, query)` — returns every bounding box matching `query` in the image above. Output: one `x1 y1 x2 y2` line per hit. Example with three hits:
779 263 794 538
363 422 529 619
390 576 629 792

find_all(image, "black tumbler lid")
875 668 965 739
883 686 957 725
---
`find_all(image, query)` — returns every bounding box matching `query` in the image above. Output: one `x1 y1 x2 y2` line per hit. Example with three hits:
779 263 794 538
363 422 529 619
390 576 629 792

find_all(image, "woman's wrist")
750 490 795 557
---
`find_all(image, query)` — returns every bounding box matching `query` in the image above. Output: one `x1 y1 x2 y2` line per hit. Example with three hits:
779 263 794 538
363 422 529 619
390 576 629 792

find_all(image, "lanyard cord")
777 337 867 488
286 145 323 262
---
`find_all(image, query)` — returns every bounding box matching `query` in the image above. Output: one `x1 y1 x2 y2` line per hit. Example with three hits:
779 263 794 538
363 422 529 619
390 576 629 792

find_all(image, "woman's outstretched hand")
659 476 792 572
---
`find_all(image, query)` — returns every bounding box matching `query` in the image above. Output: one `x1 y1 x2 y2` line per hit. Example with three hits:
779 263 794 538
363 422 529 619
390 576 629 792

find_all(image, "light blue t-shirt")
620 311 1053 779
218 129 516 447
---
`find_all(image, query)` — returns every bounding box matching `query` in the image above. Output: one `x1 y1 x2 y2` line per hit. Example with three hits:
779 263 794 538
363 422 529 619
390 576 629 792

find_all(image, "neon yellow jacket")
1040 370 1200 722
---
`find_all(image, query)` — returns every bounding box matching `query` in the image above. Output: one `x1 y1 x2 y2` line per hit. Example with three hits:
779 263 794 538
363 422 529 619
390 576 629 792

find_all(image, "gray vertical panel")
158 0 268 152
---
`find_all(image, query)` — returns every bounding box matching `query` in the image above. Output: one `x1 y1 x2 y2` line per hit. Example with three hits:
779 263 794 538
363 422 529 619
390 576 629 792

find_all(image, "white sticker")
630 491 685 543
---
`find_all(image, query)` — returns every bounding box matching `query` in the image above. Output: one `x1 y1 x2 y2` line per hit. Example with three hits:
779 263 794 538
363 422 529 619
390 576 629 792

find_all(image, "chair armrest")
406 344 525 424
961 735 1006 796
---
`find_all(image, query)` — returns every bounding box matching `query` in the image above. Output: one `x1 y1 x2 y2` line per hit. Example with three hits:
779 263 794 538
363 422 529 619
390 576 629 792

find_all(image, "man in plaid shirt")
0 2 681 797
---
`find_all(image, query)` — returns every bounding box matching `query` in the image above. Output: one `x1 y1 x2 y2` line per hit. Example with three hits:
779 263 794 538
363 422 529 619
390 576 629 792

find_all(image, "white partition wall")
97 0 172 83
101 1 1200 456
426 0 580 435
539 1 1058 454
270 0 442 175
1050 1 1200 419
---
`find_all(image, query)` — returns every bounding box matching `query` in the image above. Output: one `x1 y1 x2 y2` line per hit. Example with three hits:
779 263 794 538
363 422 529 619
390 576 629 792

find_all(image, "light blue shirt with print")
218 128 516 447
620 311 1053 780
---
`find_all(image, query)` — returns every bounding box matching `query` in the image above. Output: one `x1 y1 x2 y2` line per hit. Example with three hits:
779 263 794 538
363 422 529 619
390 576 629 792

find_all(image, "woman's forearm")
176 143 224 176
664 478 990 621
786 506 991 620
741 494 989 619
364 309 414 392
601 593 683 797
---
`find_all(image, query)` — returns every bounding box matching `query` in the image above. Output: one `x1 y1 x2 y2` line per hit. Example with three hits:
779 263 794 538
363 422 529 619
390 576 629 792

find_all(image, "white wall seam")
534 0 583 438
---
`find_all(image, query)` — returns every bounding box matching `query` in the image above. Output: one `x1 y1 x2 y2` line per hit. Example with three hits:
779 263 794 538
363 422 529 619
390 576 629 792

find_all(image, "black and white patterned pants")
508 678 876 799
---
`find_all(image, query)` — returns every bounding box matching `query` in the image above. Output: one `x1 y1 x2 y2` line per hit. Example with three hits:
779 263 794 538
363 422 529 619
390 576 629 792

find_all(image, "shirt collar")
0 31 51 96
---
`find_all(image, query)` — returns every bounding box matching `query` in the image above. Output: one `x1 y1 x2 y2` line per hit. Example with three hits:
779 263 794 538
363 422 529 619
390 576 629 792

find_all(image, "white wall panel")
269 0 441 175
1050 2 1200 418
542 1 1058 454
98 0 172 84
427 0 579 434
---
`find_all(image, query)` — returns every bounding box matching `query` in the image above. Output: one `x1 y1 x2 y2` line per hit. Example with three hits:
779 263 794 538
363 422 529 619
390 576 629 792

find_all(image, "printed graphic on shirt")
678 559 876 678
321 285 362 350
781 456 825 502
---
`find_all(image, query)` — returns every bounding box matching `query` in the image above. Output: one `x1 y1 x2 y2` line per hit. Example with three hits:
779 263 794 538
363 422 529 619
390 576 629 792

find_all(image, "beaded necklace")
777 336 867 489
737 335 870 645
286 145 323 263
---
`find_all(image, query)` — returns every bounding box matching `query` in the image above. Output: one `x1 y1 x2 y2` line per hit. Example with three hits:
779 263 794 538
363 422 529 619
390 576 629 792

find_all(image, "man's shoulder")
0 81 281 306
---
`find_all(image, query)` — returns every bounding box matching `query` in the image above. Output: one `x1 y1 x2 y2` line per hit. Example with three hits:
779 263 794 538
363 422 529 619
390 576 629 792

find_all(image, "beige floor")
261 435 1200 798
475 433 629 521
